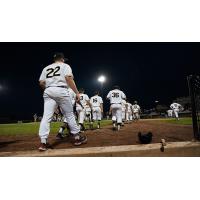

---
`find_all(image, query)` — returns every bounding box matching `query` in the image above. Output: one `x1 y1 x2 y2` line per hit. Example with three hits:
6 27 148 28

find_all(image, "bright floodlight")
98 75 106 83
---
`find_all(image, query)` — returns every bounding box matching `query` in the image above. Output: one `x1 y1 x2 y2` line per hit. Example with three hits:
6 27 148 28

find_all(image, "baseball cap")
53 52 68 61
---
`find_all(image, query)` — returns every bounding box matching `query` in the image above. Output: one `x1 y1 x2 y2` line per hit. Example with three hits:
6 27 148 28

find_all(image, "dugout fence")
187 75 200 140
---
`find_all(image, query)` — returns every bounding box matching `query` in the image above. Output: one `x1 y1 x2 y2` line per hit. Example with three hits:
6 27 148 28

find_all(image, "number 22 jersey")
39 62 73 88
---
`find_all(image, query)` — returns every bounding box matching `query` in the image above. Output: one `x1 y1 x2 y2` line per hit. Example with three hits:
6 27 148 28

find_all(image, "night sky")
0 43 199 120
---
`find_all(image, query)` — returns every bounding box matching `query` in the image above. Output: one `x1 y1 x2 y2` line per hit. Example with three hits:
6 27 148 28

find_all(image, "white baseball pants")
133 112 139 120
173 109 179 119
92 107 102 121
111 104 122 124
39 87 80 143
76 106 86 124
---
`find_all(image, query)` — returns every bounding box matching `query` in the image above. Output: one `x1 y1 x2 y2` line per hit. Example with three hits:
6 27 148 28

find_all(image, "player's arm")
100 103 103 113
86 100 92 109
64 65 80 101
39 80 46 90
39 68 46 90
106 91 111 100
100 98 103 113
65 76 80 101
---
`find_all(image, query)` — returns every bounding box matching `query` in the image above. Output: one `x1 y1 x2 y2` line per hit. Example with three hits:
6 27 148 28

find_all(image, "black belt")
47 86 68 88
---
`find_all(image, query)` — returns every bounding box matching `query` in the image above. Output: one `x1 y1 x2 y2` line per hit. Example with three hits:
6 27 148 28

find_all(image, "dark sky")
0 43 199 120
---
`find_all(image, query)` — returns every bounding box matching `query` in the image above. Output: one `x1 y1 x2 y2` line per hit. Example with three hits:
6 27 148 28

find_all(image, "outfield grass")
0 120 112 136
157 117 192 125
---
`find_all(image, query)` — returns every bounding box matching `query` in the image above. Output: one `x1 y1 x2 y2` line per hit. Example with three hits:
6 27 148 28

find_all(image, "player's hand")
76 93 81 102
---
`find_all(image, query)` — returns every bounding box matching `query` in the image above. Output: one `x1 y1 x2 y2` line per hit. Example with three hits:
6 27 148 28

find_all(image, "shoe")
97 123 100 129
79 123 86 132
72 133 87 146
117 124 121 131
56 133 65 140
38 143 48 151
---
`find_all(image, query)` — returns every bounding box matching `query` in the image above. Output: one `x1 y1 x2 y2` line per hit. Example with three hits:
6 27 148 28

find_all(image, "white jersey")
77 93 90 107
90 95 103 107
121 100 127 111
132 104 140 113
170 103 181 110
107 89 126 104
68 88 76 105
126 103 132 112
39 62 73 88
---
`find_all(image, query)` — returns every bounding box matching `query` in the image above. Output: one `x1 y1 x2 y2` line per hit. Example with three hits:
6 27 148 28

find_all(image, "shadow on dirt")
0 140 20 149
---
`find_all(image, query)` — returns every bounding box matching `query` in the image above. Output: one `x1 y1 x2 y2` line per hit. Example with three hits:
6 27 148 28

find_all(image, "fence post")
187 75 200 140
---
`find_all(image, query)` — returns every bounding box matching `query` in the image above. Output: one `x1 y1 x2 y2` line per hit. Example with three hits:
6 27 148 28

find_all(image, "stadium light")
98 75 106 83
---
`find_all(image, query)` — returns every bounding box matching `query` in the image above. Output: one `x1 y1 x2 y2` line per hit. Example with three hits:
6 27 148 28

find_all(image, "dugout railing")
187 75 200 140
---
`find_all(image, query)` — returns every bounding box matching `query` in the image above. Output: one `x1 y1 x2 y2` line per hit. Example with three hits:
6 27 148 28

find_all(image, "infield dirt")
0 119 193 153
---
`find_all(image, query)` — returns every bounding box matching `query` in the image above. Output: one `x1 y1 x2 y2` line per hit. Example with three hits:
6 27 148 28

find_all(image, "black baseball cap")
53 52 68 61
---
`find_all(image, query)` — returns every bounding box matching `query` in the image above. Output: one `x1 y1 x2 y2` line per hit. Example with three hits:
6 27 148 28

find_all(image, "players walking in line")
107 85 126 131
38 52 87 151
76 88 91 132
132 101 141 121
90 91 103 129
56 87 76 139
170 102 183 120
125 100 132 123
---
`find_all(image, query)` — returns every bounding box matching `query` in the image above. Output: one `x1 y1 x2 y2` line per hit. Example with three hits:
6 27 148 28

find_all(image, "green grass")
0 120 112 136
157 117 192 125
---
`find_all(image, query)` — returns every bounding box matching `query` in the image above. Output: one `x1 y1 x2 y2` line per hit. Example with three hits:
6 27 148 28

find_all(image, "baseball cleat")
71 133 87 146
56 133 65 140
38 143 48 151
117 124 121 131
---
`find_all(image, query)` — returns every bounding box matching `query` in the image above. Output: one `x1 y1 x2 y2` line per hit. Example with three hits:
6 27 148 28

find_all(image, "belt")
111 103 121 105
47 86 68 88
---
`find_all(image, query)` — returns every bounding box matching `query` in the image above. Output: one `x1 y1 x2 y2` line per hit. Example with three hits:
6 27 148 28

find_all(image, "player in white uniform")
85 104 92 122
167 109 173 118
76 88 91 132
132 101 141 121
170 102 183 120
107 86 126 131
56 87 76 139
126 100 133 122
90 91 103 129
121 99 127 126
38 52 87 150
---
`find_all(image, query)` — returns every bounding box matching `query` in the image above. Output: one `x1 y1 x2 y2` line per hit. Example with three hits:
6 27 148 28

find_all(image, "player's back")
40 62 72 88
107 89 126 104
90 95 103 107
79 93 89 106
170 103 180 109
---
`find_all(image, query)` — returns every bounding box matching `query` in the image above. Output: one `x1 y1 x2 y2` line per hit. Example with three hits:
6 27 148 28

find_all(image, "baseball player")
38 52 87 151
167 109 173 118
33 113 37 122
56 87 76 139
76 88 91 132
90 91 103 129
85 104 92 122
132 101 141 121
107 85 126 131
121 99 127 126
170 102 183 120
125 100 132 123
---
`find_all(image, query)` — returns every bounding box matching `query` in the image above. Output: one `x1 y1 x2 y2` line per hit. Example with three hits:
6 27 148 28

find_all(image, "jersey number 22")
46 66 60 78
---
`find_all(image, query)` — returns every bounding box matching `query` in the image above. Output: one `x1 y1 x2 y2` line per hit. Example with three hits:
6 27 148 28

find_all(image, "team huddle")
38 52 182 151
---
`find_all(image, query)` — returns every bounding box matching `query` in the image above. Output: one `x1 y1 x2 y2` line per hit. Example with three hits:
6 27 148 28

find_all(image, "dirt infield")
0 119 193 153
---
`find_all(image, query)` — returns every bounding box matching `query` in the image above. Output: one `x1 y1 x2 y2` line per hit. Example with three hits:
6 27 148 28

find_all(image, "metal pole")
187 75 199 140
